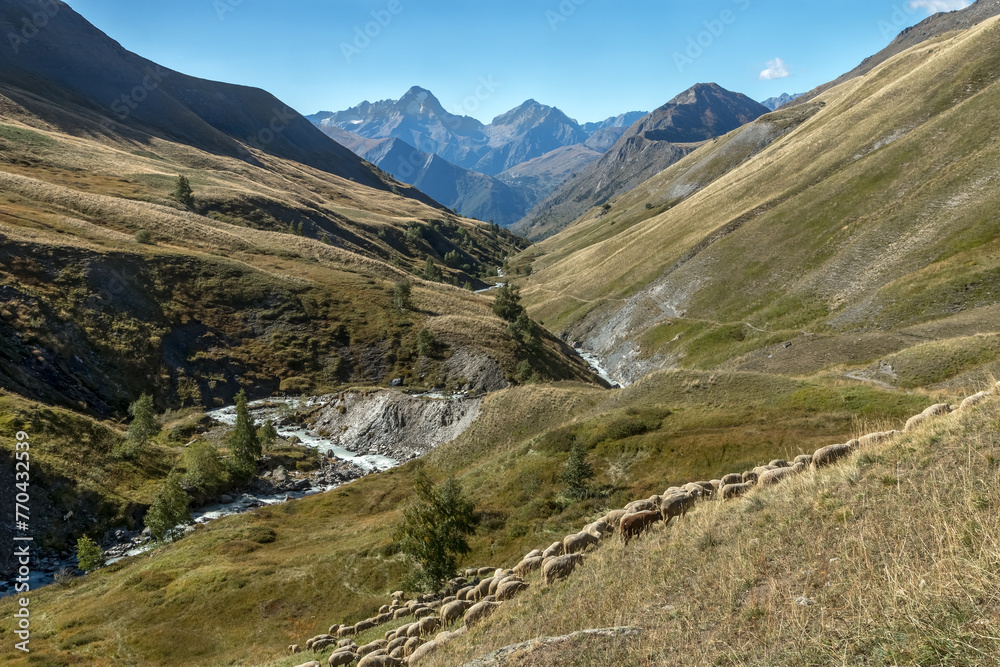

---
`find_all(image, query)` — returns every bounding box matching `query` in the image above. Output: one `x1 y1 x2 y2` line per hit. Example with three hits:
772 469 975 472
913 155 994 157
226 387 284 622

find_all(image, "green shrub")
75 535 105 572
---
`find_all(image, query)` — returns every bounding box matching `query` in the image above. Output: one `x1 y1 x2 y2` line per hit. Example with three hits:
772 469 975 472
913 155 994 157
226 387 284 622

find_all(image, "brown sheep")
392 623 414 640
463 600 502 628
564 530 599 554
496 579 529 601
542 541 565 558
905 403 952 432
417 616 440 636
391 590 405 601
758 467 796 486
440 599 472 626
721 482 753 500
327 652 356 667
542 553 584 585
721 473 743 486
620 510 662 545
306 635 333 650
811 441 856 469
513 556 544 577
661 492 696 526
357 654 403 667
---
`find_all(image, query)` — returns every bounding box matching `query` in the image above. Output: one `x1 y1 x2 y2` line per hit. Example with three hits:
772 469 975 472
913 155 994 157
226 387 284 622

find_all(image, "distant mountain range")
761 92 802 110
513 83 771 239
310 88 645 225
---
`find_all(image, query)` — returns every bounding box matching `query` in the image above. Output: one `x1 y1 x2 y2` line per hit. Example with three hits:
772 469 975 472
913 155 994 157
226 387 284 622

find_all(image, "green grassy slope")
0 370 944 667
518 17 1000 387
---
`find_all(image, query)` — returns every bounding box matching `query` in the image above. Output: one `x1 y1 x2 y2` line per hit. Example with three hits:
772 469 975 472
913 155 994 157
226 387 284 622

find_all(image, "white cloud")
908 0 971 14
759 57 790 80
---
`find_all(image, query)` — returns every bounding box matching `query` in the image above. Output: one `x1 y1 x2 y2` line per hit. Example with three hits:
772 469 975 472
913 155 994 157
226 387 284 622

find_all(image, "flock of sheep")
287 386 996 667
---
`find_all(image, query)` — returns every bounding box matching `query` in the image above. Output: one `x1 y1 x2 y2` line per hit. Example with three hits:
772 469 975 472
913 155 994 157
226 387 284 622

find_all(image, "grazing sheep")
564 530 599 554
354 620 377 633
392 624 414 640
542 553 584 585
391 590 405 601
312 638 338 653
477 567 494 576
768 459 789 468
602 509 628 529
513 556 544 577
496 579 529 601
742 470 759 484
464 600 502 628
960 391 991 412
620 510 662 545
357 640 388 657
470 578 493 601
661 492 696 525
721 482 753 500
328 624 341 636
694 481 715 496
721 473 743 486
408 639 441 665
857 431 895 448
663 486 685 497
294 662 321 667
758 467 796 486
792 461 807 473
524 549 543 559
307 635 333 650
793 454 812 466
406 623 422 638
811 442 856 469
327 652 356 667
289 645 302 654
357 654 403 667
337 638 358 649
709 479 722 492
455 585 475 600
392 607 413 620
585 519 611 540
414 607 435 619
417 616 440 636
387 636 408 652
336 626 356 638
440 599 472 626
542 541 565 558
905 404 952 432
404 636 423 656
623 499 658 513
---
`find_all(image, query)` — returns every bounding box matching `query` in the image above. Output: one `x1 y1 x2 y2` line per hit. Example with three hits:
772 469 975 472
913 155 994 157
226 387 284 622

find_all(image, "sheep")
693 481 715 496
524 549 543 559
389 648 405 660
406 623 422 638
327 652 356 667
709 479 722 492
904 404 952 432
542 553 584 585
391 607 413 620
585 519 611 540
336 626 356 638
602 509 628 529
337 638 358 649
306 635 333 650
564 530 599 554
312 638 338 653
289 645 302 654
391 590 405 602
455 585 475 600
413 607 435 619
682 483 705 499
387 636 408 652
857 431 896 448
623 499 658 513
721 473 743 486
470 577 493 601
477 567 494 576
768 459 790 468
758 467 796 486
661 492 696 526
811 441 856 469
440 599 472 626
793 454 813 466
960 391 992 412
496 579 529 601
620 510 662 545
792 461 807 473
721 482 754 500
357 640 387 657
294 662 321 667
742 470 759 484
354 619 377 634
392 624 414 640
407 639 441 665
542 541 565 558
356 654 403 667
404 636 423 656
513 556 544 577
417 616 440 636
463 600 502 628
663 486 685 496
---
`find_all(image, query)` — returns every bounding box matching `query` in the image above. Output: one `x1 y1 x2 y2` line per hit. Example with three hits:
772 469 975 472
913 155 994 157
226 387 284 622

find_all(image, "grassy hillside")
518 16 1000 387
0 370 943 666
420 385 1000 666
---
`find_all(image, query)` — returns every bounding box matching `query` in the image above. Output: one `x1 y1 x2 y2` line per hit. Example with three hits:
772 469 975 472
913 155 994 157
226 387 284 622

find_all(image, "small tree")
416 328 436 358
145 471 191 541
393 280 413 312
424 257 442 282
115 394 159 459
395 471 476 590
228 390 261 468
258 420 279 450
560 439 595 499
134 229 153 244
75 535 104 572
182 441 226 492
492 284 524 322
173 175 194 208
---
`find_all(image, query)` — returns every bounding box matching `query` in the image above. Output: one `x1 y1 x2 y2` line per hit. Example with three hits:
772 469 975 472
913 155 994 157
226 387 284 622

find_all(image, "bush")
393 280 413 312
75 535 104 572
417 328 436 358
134 229 153 244
279 377 313 394
492 284 524 322
173 175 194 208
424 257 442 282
395 470 476 591
182 441 226 492
114 394 159 460
258 421 278 450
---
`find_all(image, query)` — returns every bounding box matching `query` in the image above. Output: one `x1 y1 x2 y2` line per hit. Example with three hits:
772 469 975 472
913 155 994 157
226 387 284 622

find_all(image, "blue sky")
67 0 969 124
